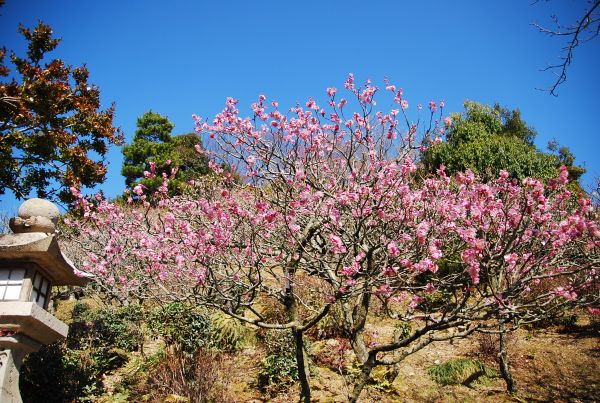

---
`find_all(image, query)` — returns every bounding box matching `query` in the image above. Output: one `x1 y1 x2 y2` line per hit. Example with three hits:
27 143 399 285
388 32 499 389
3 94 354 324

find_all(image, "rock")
17 198 60 225
9 216 56 234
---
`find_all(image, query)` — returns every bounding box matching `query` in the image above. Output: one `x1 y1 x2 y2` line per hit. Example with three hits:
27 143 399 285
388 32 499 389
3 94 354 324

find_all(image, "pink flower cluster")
67 76 599 321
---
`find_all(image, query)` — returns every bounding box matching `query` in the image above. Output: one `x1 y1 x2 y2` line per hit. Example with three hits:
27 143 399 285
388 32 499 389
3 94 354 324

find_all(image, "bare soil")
218 325 599 402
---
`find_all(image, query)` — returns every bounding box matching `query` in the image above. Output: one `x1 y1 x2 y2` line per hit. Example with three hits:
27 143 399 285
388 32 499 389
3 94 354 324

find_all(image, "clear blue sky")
1 0 599 213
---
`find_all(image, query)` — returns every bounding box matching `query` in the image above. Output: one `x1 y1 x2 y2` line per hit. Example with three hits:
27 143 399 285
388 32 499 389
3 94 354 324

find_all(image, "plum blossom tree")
65 76 599 402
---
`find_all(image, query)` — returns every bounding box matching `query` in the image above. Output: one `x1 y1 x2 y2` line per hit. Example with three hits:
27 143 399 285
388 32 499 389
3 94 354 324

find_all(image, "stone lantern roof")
0 198 87 286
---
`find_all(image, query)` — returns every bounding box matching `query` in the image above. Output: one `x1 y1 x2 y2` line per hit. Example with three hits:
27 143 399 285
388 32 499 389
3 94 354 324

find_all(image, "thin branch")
532 0 600 96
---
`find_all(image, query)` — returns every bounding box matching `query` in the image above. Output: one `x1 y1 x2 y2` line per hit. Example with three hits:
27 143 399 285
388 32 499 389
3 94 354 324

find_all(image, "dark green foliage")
495 105 537 145
258 331 299 392
547 140 586 193
173 132 210 182
21 342 100 403
21 303 143 402
121 111 208 196
423 101 584 186
146 302 211 354
424 101 558 182
427 358 498 386
69 303 144 351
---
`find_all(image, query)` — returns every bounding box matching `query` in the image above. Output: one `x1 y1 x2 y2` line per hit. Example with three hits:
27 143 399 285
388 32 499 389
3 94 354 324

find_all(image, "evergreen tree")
121 111 208 196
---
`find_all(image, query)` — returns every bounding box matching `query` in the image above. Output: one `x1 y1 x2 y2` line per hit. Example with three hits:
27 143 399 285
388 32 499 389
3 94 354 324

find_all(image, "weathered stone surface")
0 198 81 402
0 347 25 403
0 302 68 345
0 233 87 286
0 334 41 403
8 216 55 234
17 198 60 225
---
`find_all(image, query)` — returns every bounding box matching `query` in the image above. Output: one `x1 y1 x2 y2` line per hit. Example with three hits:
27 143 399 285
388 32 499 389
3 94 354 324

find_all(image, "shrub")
210 311 254 351
305 303 346 340
147 303 211 354
21 302 143 402
130 348 233 403
258 330 299 394
310 338 352 373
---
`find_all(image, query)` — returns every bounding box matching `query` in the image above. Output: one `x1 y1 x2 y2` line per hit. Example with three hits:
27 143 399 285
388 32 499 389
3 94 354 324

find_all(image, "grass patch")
427 358 498 386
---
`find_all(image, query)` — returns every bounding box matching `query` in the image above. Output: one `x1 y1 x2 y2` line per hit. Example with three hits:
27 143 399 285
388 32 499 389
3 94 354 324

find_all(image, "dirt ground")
223 323 599 403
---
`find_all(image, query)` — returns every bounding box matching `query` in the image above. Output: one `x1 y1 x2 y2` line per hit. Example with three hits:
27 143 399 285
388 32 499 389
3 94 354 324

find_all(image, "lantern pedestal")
0 333 43 403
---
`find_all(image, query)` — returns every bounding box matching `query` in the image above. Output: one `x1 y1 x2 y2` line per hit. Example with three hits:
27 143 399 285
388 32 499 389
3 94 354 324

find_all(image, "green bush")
147 303 211 354
21 302 144 402
210 311 254 351
258 331 299 393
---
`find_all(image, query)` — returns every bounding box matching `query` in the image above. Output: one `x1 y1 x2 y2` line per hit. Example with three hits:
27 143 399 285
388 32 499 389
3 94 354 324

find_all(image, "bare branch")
533 0 600 96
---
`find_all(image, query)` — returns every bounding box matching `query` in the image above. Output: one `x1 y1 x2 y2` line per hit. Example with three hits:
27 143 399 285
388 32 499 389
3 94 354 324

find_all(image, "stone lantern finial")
9 198 60 234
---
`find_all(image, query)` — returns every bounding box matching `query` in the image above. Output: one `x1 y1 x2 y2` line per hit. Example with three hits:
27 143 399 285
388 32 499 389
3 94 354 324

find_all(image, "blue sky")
1 0 599 213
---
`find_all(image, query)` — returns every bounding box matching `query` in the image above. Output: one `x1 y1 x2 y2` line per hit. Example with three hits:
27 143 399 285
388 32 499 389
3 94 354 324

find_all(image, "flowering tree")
66 76 598 402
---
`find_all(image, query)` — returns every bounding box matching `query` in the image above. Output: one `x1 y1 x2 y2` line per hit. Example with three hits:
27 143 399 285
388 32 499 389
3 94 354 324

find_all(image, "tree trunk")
283 267 311 403
293 328 311 403
349 354 375 403
498 323 517 393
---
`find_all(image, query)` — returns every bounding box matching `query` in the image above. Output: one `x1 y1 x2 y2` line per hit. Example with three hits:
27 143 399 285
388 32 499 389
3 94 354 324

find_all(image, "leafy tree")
547 140 586 192
171 132 210 183
121 110 175 190
423 101 584 185
121 111 208 196
0 22 122 203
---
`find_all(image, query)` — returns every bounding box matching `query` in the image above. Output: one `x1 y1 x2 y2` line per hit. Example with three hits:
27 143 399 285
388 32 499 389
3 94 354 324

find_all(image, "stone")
8 216 55 234
0 233 86 286
17 198 60 226
0 302 68 344
0 197 81 402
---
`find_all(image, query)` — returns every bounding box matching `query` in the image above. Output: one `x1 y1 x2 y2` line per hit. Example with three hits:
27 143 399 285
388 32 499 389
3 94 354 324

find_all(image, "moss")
427 358 498 386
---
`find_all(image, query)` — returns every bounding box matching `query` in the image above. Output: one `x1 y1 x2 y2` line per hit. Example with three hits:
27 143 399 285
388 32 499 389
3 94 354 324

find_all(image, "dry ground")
214 324 599 402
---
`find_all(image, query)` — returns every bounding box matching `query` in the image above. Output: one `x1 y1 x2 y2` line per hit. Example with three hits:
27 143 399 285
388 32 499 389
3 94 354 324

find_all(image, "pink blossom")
425 283 437 293
133 184 144 196
587 307 600 315
329 234 347 254
376 283 393 297
387 241 400 257
558 165 569 184
416 221 430 245
504 253 518 271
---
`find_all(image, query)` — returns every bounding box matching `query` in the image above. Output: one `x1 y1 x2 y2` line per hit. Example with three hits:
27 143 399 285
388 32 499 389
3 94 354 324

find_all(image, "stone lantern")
0 198 87 402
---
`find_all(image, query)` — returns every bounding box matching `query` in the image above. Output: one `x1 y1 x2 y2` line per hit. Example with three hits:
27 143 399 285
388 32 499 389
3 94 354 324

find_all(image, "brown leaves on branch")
0 22 123 204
